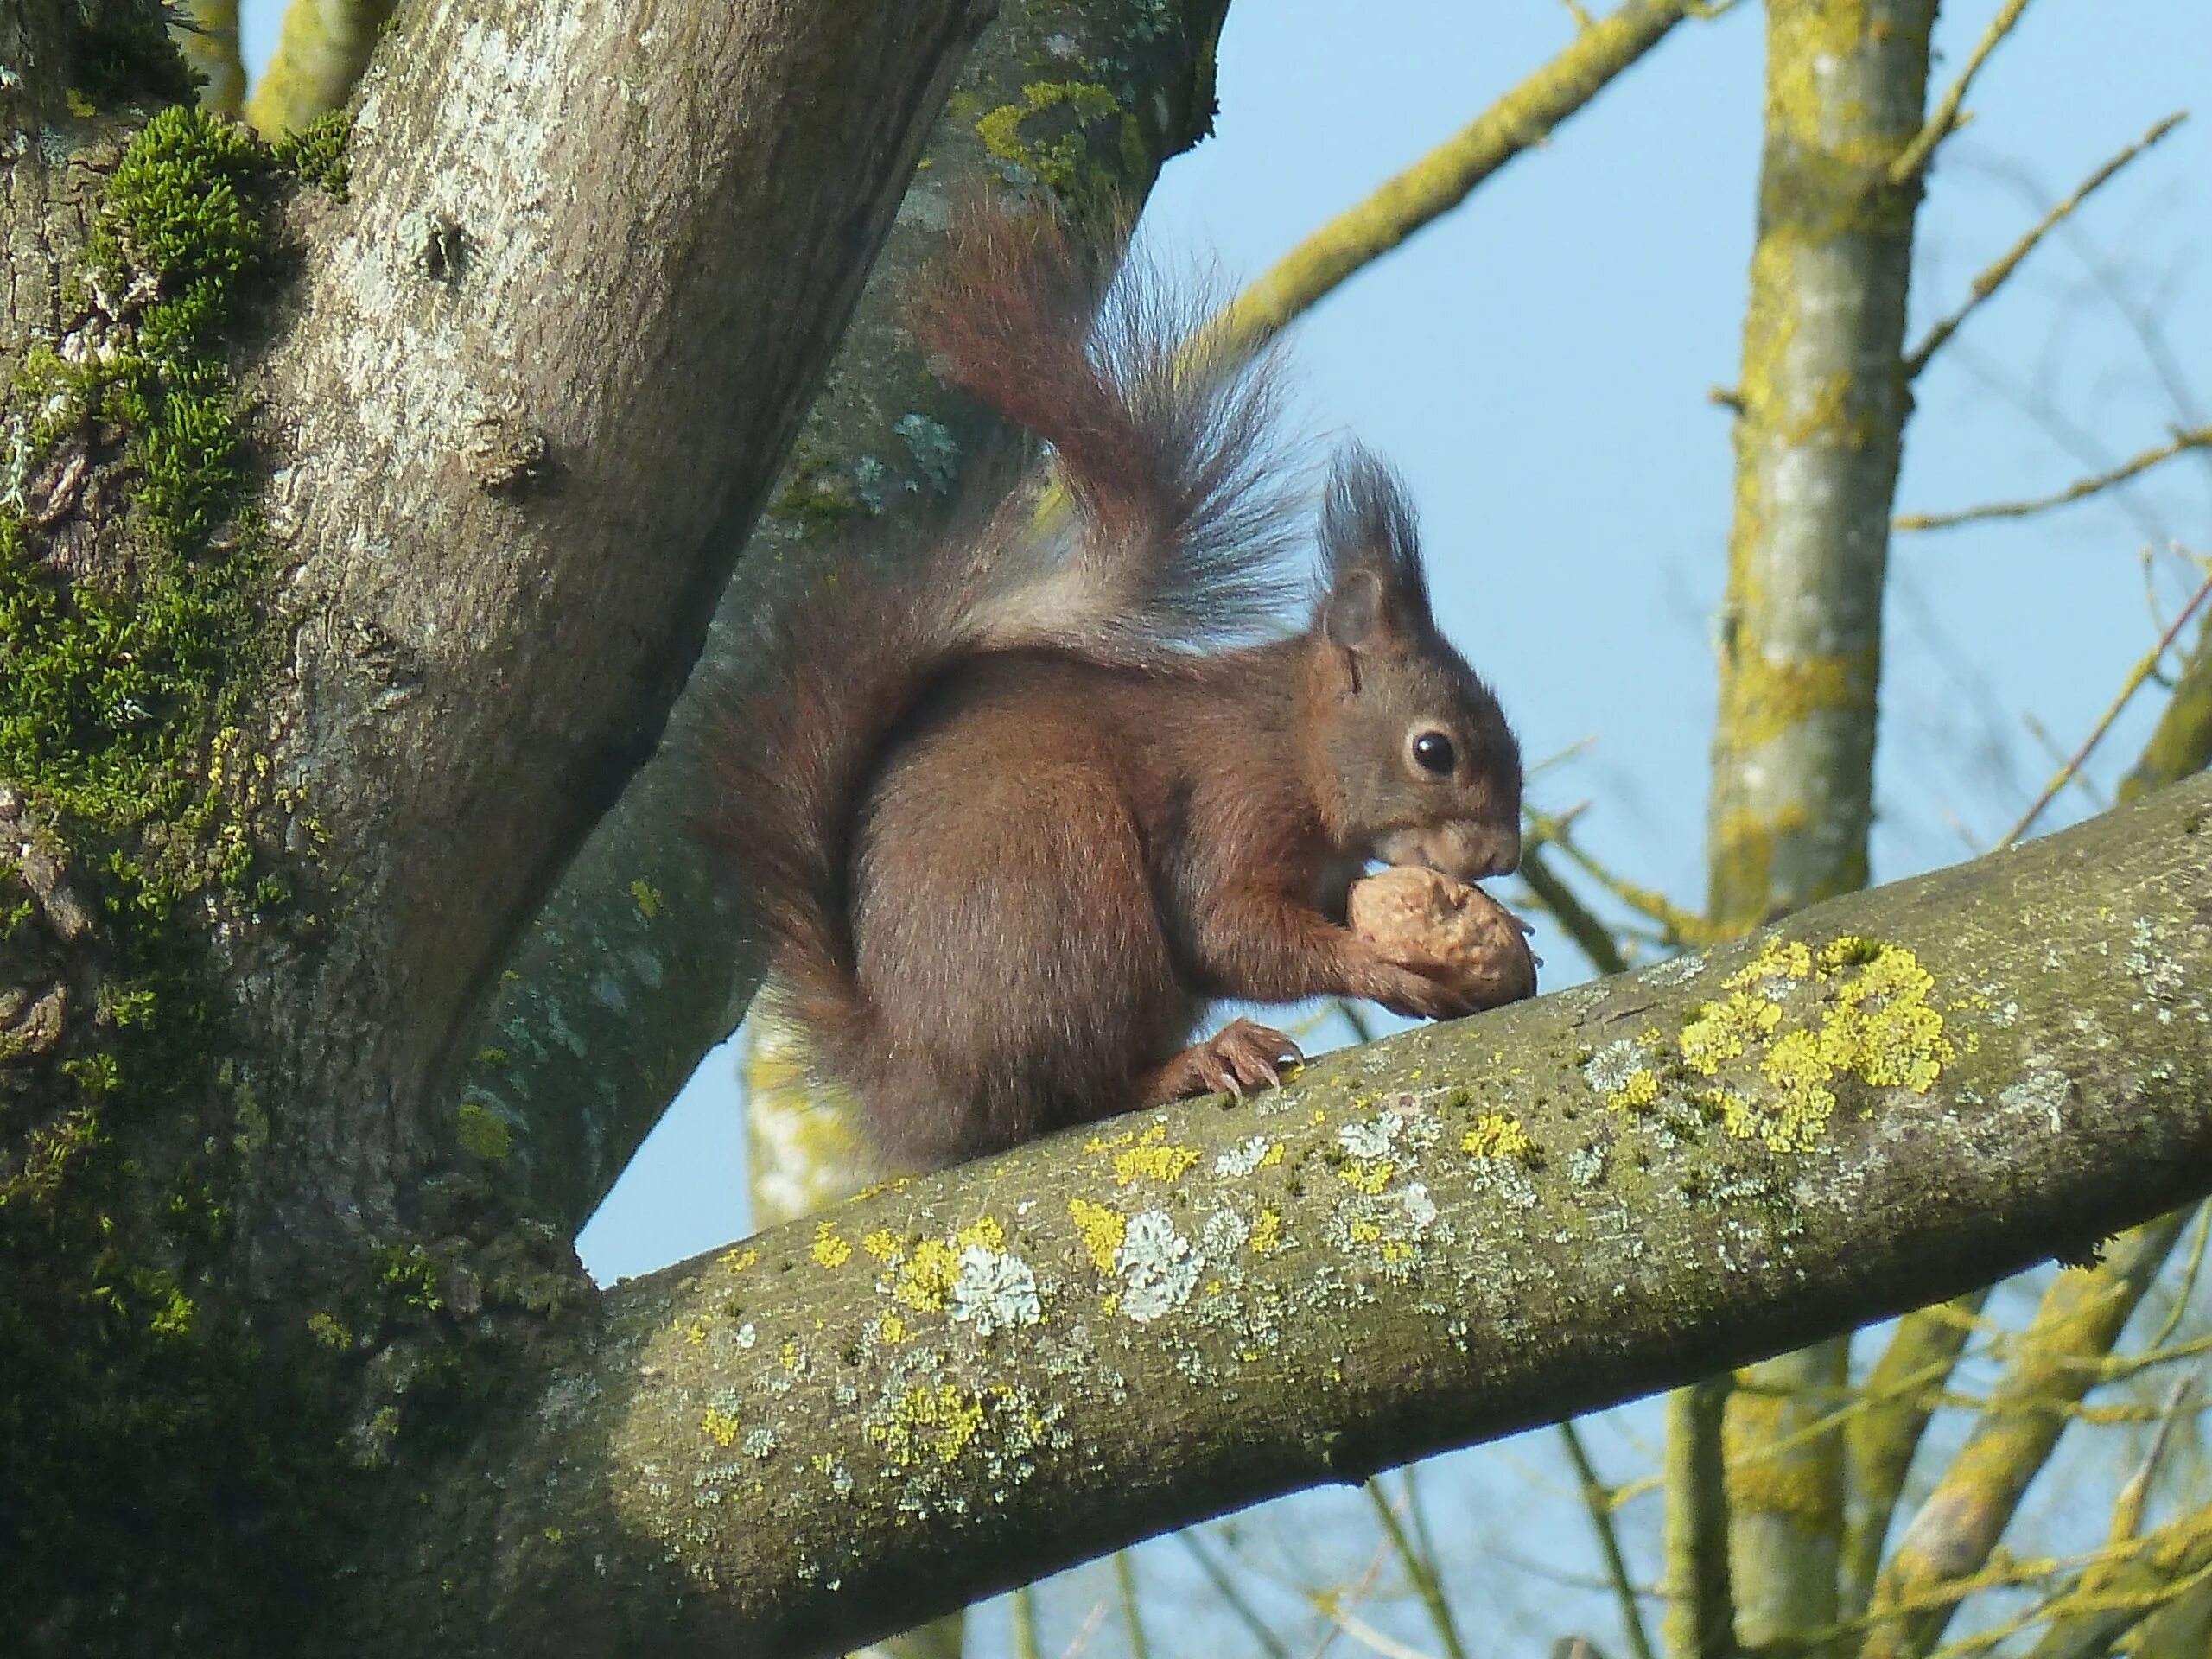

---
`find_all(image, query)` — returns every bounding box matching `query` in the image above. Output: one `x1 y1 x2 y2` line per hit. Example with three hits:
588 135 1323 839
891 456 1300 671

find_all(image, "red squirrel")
705 204 1523 1172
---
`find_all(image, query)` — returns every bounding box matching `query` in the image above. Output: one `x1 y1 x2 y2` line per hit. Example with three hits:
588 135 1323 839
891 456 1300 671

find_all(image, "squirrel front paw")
1369 958 1478 1022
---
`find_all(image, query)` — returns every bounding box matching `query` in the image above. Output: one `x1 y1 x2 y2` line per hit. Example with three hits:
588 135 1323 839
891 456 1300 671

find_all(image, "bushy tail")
703 200 1303 1084
912 200 1306 659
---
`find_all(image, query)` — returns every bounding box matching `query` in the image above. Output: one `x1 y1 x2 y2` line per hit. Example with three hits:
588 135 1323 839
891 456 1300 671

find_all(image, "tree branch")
403 775 2212 1657
1196 0 1700 365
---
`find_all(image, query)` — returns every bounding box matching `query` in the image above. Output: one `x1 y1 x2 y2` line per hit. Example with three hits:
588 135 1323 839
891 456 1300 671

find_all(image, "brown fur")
702 201 1522 1171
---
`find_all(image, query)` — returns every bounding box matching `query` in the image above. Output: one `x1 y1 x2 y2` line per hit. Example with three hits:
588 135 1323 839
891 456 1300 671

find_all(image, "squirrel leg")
1140 1018 1302 1105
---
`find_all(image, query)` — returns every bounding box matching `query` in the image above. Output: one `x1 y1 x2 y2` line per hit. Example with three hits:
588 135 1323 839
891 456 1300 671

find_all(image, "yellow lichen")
1461 1113 1535 1160
1067 1198 1126 1274
1681 990 1784 1074
1694 935 1953 1152
861 1228 902 1262
1112 1122 1201 1185
878 1311 908 1344
895 1238 960 1311
702 1406 741 1447
1338 1159 1395 1195
955 1215 1006 1253
1258 1141 1286 1168
1610 1070 1661 1112
1250 1210 1284 1254
810 1222 852 1269
870 1384 987 1465
683 1321 709 1347
718 1245 759 1274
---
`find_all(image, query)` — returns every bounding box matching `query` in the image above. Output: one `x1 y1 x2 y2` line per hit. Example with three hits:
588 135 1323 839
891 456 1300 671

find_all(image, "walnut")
1347 866 1537 1010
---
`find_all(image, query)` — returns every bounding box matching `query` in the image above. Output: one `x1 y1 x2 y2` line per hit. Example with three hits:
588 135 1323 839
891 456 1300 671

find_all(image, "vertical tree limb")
244 0 397 137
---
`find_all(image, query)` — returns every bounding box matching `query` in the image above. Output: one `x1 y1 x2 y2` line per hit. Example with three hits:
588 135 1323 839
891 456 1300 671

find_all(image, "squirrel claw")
1146 1019 1302 1105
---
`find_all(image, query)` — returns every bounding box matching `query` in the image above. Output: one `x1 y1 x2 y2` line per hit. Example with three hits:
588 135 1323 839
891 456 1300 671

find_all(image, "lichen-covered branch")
171 0 245 115
1665 1379 1736 1659
415 777 2211 1658
1839 1293 1986 1623
1704 0 1934 931
243 0 397 137
1197 0 1695 364
447 0 1235 1237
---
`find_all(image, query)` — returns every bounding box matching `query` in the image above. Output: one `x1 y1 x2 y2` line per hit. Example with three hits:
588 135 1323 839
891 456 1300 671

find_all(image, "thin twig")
1179 1530 1294 1659
1316 1601 1440 1659
1897 427 2212 533
1365 1478 1471 1659
2103 1372 2201 1554
1560 1421 1660 1659
1527 809 1709 945
1114 1550 1151 1659
1518 844 1631 976
2002 569 2212 847
1012 1585 1044 1659
1197 0 1700 364
1889 0 2037 184
1905 113 2186 376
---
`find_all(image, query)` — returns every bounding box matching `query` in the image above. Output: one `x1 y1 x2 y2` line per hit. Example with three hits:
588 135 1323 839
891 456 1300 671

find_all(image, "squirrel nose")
1469 825 1522 880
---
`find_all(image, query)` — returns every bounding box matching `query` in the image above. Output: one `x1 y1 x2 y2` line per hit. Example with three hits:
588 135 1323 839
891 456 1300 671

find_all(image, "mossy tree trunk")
0 0 985 1647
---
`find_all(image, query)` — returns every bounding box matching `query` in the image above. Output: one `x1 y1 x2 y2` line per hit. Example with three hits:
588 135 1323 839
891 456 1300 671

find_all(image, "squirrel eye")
1411 730 1456 776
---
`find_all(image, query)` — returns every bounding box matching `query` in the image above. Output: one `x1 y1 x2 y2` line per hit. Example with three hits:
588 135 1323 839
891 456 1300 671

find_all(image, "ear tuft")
1318 443 1432 634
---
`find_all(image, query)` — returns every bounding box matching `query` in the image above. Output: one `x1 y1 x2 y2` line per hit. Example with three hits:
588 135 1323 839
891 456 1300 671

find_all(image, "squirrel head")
1303 448 1522 883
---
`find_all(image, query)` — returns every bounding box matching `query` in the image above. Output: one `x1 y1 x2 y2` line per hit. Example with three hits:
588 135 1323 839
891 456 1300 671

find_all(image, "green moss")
456 1099 514 1162
269 110 354 201
0 105 359 1649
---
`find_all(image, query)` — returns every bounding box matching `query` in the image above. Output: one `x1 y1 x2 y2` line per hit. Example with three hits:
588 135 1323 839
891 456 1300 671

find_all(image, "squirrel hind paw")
1145 1019 1302 1104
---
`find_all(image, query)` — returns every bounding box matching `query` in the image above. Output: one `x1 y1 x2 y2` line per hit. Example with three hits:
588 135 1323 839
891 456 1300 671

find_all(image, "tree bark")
376 775 2212 1657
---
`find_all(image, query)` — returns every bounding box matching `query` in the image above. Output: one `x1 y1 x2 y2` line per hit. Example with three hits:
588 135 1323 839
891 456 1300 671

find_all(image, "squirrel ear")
1318 443 1433 645
1322 569 1384 651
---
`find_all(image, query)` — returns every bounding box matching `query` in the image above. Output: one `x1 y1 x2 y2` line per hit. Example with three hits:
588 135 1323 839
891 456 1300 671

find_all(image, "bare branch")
2003 570 2212 847
1889 0 2037 184
1197 0 1700 363
1904 113 2186 377
1897 427 2212 532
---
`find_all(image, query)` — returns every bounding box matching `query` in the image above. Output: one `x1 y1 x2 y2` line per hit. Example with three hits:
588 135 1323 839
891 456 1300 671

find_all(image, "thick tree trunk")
385 777 2210 1657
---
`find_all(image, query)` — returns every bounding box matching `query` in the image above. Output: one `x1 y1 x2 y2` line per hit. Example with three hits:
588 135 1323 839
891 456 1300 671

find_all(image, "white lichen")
1116 1210 1198 1322
1215 1135 1274 1177
949 1245 1042 1336
1582 1039 1645 1096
